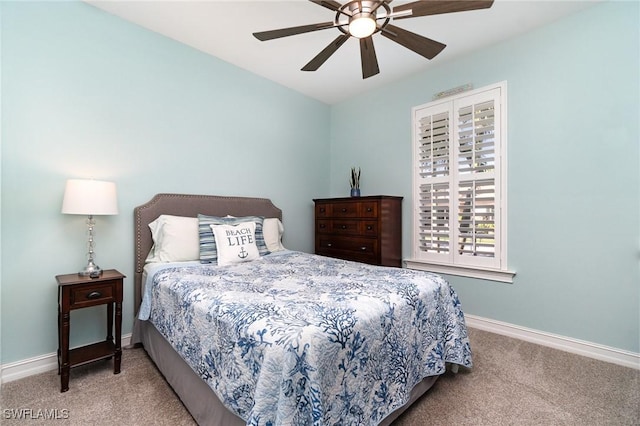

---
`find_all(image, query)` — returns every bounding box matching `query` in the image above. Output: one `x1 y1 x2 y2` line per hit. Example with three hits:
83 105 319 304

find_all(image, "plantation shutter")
453 92 501 268
415 105 452 262
413 85 503 270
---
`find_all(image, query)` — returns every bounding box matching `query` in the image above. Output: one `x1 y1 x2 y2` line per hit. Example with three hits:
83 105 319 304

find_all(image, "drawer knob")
360 246 367 251
320 208 325 213
327 243 332 247
366 226 372 230
319 224 326 228
87 291 102 299
341 208 347 212
367 208 372 212
341 225 347 229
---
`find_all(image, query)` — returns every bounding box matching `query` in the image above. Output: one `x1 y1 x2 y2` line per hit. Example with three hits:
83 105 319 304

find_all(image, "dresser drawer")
317 236 377 255
315 204 330 218
317 236 378 264
360 202 378 218
361 221 378 236
316 220 331 233
317 220 377 236
70 282 116 309
329 203 359 218
330 220 360 235
315 201 378 219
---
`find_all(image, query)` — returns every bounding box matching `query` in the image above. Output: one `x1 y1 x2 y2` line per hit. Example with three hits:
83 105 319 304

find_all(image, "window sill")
404 259 516 283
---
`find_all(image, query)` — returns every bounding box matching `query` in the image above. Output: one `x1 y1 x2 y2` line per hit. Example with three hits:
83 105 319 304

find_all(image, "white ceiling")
85 0 601 104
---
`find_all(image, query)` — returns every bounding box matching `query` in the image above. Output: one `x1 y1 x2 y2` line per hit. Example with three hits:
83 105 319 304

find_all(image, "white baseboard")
465 315 640 370
0 334 132 385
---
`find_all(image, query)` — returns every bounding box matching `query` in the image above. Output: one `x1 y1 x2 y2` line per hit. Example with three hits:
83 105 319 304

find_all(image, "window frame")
405 81 515 283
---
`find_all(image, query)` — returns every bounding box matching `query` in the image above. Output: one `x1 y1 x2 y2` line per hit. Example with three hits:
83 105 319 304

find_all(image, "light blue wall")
329 1 640 352
2 0 638 366
1 1 330 363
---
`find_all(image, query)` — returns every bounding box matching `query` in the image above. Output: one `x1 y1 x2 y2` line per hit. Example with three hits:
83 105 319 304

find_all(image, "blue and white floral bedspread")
141 251 472 425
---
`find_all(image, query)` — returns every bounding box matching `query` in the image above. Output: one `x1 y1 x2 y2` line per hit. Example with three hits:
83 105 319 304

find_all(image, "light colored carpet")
1 328 638 425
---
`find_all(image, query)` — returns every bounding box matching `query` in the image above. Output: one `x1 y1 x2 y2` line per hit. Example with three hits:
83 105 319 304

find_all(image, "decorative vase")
350 188 361 197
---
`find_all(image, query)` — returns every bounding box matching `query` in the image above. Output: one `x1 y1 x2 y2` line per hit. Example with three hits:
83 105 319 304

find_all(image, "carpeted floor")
1 328 638 425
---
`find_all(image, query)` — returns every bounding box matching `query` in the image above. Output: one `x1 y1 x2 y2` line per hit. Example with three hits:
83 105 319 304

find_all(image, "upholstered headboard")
133 193 283 312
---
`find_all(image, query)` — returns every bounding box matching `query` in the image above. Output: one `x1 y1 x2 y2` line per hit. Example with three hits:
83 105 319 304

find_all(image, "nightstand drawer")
70 282 115 308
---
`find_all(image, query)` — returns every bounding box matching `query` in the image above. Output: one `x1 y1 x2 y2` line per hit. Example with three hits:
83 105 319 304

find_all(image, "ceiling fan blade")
253 21 337 41
302 34 350 71
309 0 342 12
360 36 380 79
381 24 446 59
393 1 494 19
309 0 352 17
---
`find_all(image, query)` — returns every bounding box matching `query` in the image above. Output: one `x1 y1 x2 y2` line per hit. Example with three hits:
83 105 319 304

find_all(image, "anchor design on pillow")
238 247 249 259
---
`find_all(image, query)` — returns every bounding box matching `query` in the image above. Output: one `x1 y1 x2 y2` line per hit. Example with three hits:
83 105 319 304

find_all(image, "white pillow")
210 222 260 266
263 218 285 252
146 215 200 263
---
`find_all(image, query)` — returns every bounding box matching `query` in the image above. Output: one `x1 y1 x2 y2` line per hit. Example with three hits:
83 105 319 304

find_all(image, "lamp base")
79 261 102 278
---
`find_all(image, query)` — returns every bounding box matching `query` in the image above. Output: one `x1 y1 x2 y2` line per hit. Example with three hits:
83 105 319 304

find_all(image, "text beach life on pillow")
210 221 260 266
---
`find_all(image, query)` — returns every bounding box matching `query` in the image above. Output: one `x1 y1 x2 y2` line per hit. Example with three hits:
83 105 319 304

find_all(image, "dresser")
314 196 403 267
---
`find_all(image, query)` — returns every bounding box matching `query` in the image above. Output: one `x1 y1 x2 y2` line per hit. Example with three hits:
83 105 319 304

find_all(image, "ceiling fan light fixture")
253 0 495 79
348 14 376 38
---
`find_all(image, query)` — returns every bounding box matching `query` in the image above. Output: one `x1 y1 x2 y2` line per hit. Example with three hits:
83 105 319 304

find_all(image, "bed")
131 193 472 426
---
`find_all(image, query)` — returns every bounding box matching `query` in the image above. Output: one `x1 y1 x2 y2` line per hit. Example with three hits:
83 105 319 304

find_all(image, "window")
406 82 514 283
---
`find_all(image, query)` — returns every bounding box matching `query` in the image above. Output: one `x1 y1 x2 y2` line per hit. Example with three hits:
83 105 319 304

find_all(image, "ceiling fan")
253 0 494 79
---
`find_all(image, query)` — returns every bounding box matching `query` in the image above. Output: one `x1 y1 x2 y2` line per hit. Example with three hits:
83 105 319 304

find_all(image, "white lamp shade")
61 179 119 215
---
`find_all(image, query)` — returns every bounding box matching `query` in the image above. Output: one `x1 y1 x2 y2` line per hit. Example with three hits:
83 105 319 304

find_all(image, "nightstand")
56 269 125 392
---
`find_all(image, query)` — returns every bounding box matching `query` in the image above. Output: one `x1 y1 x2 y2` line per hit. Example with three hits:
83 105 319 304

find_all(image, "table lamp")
61 179 119 276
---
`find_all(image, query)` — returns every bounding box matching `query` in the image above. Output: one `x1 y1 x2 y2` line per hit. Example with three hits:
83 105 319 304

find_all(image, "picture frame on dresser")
313 195 402 267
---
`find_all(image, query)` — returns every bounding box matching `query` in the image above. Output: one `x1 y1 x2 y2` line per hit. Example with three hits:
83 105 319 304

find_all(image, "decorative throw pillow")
198 214 269 264
210 222 259 266
228 216 285 252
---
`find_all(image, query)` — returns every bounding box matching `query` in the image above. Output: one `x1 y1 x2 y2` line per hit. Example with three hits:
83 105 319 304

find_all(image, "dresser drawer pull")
319 208 325 213
366 226 373 231
341 225 347 229
87 291 102 299
360 246 367 251
326 243 332 247
341 208 347 212
366 207 373 212
319 224 326 229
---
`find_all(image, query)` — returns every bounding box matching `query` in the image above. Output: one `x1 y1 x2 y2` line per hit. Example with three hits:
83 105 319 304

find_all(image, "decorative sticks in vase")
350 167 361 197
